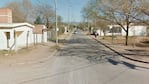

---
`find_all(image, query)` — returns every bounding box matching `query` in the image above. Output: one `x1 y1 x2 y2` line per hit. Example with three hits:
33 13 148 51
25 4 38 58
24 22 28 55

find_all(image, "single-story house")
0 23 34 50
33 25 47 44
107 25 148 36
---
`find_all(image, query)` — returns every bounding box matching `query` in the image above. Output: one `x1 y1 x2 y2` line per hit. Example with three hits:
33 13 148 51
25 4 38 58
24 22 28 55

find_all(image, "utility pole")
67 0 71 32
54 0 58 46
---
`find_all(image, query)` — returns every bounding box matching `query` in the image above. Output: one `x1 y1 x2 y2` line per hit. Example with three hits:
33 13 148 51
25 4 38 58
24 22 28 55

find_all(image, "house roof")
0 22 34 28
33 25 47 34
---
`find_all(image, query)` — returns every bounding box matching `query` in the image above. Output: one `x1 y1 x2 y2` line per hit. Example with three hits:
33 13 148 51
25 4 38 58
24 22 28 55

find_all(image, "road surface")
0 31 149 84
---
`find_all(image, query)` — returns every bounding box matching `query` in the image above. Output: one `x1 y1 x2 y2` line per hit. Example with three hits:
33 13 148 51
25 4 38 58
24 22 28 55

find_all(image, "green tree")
34 16 43 24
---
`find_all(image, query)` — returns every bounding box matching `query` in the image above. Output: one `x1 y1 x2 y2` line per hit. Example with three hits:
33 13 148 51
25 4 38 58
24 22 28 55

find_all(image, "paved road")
0 31 149 84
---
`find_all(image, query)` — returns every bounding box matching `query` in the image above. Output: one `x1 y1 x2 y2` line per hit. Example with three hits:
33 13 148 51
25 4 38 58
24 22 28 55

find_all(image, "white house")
33 25 47 44
107 25 148 36
0 23 34 50
0 8 48 51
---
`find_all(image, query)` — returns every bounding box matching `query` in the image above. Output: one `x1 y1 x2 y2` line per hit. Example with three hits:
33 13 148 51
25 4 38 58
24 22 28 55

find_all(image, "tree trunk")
125 26 129 46
46 18 49 28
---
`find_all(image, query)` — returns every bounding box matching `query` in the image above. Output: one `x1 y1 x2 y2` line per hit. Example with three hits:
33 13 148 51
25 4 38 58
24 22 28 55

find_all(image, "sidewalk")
90 35 149 64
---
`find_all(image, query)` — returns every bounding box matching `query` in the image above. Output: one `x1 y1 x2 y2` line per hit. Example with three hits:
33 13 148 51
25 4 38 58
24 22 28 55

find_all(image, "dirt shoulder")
90 35 149 63
0 32 72 66
0 42 56 66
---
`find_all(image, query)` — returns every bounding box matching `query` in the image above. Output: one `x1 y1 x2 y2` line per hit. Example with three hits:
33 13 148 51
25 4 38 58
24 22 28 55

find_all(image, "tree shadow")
122 61 136 69
107 58 136 69
107 58 119 65
57 34 149 70
107 58 149 70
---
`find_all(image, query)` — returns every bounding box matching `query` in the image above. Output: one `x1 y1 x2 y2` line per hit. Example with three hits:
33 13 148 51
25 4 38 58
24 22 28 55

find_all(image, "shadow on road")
107 58 136 69
57 33 149 70
107 58 149 70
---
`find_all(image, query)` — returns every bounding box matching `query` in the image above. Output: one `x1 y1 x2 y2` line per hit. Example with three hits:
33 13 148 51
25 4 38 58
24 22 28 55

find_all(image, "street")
0 31 149 84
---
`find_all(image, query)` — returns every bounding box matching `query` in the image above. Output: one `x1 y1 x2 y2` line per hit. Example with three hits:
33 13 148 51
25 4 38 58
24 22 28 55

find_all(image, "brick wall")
0 8 12 23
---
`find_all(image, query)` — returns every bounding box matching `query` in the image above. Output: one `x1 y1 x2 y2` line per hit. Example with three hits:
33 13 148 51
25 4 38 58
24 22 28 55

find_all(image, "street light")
54 0 58 46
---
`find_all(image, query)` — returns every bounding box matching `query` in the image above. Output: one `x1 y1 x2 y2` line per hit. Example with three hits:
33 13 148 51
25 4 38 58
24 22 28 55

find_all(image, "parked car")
92 29 99 36
73 29 78 34
73 28 79 34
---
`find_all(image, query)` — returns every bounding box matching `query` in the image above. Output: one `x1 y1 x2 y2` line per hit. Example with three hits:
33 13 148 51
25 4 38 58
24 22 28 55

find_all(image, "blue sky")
0 0 89 22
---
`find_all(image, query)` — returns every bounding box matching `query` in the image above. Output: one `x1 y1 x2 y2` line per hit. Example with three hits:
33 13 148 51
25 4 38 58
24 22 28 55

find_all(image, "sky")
0 0 89 22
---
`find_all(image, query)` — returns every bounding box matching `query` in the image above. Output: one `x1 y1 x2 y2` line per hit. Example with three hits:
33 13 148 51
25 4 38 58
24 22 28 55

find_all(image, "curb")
92 37 149 64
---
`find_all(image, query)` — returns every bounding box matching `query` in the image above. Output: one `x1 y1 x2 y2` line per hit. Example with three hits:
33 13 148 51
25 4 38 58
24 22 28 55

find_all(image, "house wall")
34 34 42 43
107 25 147 36
0 26 34 50
122 26 147 36
33 25 47 44
0 29 14 50
34 32 47 44
96 29 104 36
15 26 34 49
43 32 47 42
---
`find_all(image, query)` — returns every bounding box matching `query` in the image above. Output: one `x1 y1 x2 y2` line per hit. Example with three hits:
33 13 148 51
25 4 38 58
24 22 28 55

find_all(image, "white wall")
107 25 148 36
34 32 47 44
0 29 14 50
0 26 34 50
15 26 34 49
122 26 147 36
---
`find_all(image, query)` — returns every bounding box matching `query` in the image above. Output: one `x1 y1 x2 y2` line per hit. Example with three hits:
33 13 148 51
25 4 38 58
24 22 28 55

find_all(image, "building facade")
0 8 12 23
0 23 34 50
0 8 48 50
33 25 47 44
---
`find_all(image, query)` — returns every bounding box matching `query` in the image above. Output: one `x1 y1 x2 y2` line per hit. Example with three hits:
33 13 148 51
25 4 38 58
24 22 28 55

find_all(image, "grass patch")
100 36 148 46
0 50 9 56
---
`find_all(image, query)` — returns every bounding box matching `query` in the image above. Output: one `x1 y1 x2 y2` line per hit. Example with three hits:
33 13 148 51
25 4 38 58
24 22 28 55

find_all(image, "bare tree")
5 0 56 25
22 0 33 22
6 1 26 22
34 4 55 28
5 0 33 23
131 0 149 25
81 0 100 33
82 0 142 46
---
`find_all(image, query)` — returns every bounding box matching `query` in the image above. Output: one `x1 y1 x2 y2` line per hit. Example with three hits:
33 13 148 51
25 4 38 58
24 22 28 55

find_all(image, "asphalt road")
0 31 149 84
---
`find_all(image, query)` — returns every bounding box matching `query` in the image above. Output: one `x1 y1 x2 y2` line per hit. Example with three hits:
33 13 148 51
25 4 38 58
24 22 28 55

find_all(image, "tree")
130 0 149 25
97 20 109 37
22 0 33 22
82 0 142 46
34 4 55 28
6 1 26 22
5 0 57 25
81 0 100 33
34 16 43 24
5 0 34 23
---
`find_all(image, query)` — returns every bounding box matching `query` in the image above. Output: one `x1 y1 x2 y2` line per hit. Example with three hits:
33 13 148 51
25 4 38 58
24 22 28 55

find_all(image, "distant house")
0 23 34 50
107 25 148 36
33 25 47 44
